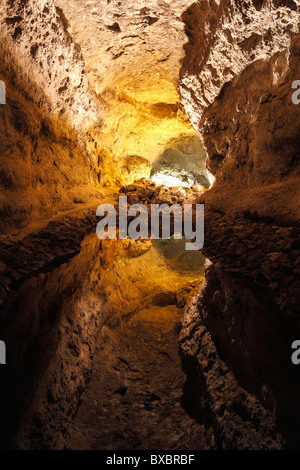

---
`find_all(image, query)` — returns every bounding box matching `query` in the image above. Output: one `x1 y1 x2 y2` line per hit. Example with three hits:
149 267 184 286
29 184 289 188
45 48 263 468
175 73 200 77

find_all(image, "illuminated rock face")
54 0 206 186
0 0 103 231
0 1 99 128
0 0 299 451
180 0 300 224
0 0 210 450
0 0 207 229
151 134 211 188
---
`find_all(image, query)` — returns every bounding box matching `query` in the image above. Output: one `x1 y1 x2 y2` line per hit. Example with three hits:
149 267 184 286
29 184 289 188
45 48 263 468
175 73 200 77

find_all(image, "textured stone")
180 0 300 224
179 0 300 449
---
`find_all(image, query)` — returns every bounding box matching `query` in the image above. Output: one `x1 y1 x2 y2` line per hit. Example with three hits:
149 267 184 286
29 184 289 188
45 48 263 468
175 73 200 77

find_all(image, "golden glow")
89 53 200 186
94 238 206 319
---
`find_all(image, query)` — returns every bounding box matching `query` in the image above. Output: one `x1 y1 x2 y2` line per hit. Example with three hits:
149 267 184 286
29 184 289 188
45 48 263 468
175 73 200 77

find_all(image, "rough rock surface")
179 0 300 449
0 0 210 449
180 0 300 223
0 0 299 451
0 0 208 226
119 178 205 206
54 0 207 185
0 0 104 231
180 212 300 449
0 200 110 448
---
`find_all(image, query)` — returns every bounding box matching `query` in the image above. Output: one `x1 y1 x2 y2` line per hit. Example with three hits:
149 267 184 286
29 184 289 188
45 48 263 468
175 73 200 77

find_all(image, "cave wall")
0 0 210 229
0 75 100 232
179 0 300 449
0 0 210 449
180 0 300 224
0 0 104 232
54 0 207 186
0 0 299 450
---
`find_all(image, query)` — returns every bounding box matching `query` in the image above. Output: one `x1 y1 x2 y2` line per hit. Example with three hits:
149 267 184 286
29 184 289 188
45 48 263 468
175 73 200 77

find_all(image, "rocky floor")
65 304 210 450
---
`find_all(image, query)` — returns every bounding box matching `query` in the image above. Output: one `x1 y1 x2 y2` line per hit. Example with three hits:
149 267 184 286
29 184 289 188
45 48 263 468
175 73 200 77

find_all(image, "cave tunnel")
0 0 300 452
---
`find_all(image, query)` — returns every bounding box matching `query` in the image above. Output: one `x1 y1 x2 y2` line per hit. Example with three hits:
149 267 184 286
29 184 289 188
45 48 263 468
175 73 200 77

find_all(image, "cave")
0 0 299 452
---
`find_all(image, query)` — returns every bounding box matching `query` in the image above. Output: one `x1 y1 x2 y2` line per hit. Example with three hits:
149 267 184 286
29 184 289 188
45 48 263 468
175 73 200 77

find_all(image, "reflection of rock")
152 238 206 273
1 232 104 449
97 237 205 320
180 270 284 450
179 206 300 448
180 257 300 449
151 162 210 188
180 0 300 222
54 0 200 186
